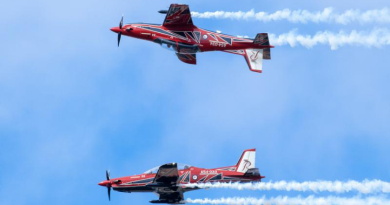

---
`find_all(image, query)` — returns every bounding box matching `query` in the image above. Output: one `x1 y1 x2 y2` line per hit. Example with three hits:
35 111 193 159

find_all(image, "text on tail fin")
236 149 256 173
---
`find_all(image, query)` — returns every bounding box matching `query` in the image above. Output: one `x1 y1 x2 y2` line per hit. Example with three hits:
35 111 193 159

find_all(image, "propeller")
106 170 112 201
117 16 123 47
108 185 111 201
106 170 110 181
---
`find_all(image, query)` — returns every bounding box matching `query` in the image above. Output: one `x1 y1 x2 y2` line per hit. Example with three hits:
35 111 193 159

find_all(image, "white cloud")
184 180 390 194
192 7 390 24
186 196 390 205
269 28 390 50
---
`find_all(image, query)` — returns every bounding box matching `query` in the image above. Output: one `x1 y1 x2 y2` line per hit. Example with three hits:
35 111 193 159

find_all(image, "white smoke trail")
186 196 390 205
191 7 390 24
269 28 390 50
183 180 390 194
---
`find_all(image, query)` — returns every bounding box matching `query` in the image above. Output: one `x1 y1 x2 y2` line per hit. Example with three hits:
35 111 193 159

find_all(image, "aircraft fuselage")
99 165 263 193
110 23 273 53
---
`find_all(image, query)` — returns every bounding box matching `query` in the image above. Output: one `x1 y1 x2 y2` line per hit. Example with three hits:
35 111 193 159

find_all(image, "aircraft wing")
176 53 196 65
163 4 194 27
152 163 180 186
149 163 184 204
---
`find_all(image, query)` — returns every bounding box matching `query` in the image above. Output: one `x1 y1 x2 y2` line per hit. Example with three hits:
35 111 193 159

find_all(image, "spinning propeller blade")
119 16 123 29
106 170 110 180
108 185 111 201
117 16 123 47
117 33 121 47
105 170 112 201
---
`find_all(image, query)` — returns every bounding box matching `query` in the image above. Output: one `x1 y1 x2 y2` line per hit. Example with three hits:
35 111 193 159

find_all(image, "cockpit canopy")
143 163 192 174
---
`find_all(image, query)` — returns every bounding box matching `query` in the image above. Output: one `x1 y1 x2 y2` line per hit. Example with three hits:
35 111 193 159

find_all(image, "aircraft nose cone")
110 27 120 33
98 180 110 186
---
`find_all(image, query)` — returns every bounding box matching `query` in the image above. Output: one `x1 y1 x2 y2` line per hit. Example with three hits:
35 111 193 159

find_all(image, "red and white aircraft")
110 4 274 73
98 149 264 204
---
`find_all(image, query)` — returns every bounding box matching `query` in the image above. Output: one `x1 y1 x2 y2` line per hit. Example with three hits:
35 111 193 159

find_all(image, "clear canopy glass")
143 163 192 174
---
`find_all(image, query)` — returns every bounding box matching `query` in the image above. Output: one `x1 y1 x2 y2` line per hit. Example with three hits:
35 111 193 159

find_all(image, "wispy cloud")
184 180 390 194
269 28 390 50
186 196 390 205
192 7 390 24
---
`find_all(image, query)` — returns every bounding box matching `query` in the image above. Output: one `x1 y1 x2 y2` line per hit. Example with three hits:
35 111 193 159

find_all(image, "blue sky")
0 0 389 204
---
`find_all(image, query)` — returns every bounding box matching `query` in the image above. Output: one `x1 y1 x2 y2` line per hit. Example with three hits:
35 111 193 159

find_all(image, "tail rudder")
243 49 264 73
235 149 256 173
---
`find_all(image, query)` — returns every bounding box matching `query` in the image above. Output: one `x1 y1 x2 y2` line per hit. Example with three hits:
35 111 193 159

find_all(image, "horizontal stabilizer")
253 33 270 46
263 48 271 59
244 168 265 182
244 168 260 177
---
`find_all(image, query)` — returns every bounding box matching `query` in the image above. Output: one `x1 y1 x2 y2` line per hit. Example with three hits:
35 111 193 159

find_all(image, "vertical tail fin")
236 149 256 173
244 49 264 73
243 33 272 73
